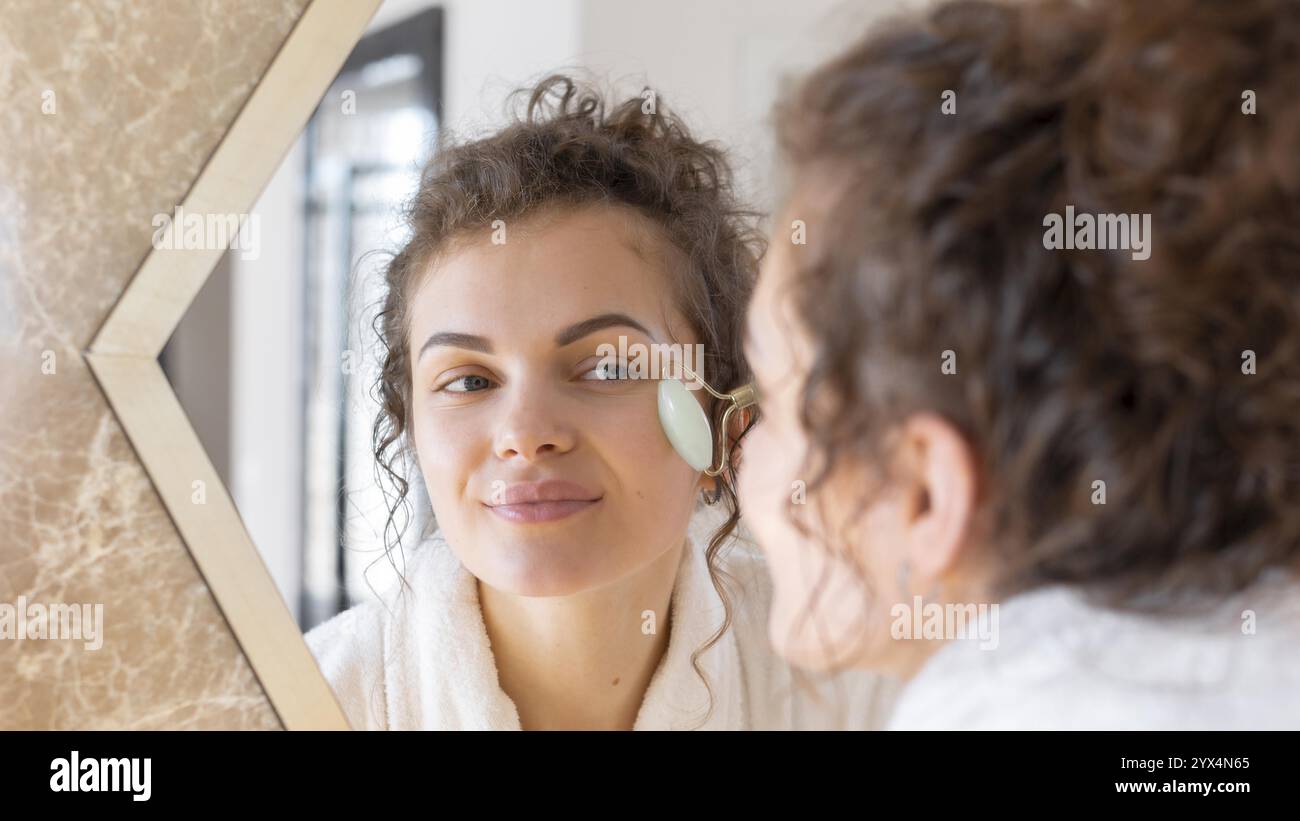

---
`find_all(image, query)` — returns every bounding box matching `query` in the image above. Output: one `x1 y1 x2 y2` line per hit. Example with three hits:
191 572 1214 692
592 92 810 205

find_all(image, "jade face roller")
657 364 759 475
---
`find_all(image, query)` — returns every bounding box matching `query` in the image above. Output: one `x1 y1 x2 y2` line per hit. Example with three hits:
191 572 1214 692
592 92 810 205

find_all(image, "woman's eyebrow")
418 313 654 361
554 312 655 346
419 332 492 359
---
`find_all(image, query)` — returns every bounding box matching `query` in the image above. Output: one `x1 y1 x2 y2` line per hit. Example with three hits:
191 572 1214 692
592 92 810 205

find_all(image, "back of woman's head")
776 0 1300 609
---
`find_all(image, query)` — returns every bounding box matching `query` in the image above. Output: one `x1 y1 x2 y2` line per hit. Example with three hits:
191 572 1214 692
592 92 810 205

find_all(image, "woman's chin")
469 548 615 598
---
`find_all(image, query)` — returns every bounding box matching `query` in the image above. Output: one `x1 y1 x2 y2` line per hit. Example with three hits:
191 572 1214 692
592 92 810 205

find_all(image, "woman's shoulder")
304 596 389 666
301 538 464 730
303 597 394 730
889 575 1300 729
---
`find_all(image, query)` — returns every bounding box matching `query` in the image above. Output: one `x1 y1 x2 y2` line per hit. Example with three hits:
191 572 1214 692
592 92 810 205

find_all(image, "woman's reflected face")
407 205 707 596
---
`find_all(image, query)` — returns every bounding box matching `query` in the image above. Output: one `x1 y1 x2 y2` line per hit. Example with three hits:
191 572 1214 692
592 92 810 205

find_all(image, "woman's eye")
582 359 631 381
440 374 494 393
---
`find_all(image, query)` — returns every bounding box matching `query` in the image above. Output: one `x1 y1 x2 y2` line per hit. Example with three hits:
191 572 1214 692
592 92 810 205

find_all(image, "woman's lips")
484 479 603 524
487 498 601 523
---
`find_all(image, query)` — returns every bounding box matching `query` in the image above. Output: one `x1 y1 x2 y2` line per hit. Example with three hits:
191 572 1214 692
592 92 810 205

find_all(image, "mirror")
156 0 893 731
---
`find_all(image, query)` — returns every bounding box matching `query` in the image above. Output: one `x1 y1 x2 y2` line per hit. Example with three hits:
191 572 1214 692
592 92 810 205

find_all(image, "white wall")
576 0 893 212
370 0 582 139
371 0 905 211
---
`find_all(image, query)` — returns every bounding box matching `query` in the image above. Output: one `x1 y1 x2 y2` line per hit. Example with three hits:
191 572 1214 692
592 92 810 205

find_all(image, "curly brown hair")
774 0 1300 611
370 75 763 716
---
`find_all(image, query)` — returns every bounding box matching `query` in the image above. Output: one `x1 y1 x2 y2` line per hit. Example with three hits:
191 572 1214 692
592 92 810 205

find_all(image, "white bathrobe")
887 569 1300 730
305 512 899 730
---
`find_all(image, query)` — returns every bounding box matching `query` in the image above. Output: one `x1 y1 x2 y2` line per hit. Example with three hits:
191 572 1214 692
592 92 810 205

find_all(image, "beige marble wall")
0 0 310 729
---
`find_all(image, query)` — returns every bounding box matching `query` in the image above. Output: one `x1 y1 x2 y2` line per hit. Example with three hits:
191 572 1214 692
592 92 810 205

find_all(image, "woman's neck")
478 539 685 730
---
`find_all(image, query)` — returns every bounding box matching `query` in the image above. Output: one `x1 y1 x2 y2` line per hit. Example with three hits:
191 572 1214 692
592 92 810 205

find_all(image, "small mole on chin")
611 676 620 686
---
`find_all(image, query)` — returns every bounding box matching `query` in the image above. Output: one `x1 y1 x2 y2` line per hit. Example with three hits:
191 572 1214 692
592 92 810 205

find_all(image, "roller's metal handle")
680 365 760 477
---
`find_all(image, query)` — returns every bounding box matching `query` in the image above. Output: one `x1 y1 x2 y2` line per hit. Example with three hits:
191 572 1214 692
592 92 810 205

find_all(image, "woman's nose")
491 382 577 462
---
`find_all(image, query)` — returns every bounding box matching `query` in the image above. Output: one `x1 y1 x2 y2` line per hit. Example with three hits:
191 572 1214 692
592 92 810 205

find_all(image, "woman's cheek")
595 397 700 518
590 393 672 463
413 413 481 501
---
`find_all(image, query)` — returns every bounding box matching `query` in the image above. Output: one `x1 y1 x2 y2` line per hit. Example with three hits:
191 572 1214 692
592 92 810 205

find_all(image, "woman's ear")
696 471 716 494
692 402 755 499
897 412 978 581
692 405 750 499
725 406 754 472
